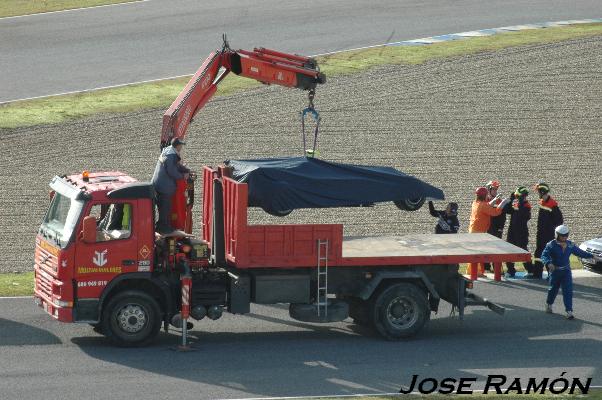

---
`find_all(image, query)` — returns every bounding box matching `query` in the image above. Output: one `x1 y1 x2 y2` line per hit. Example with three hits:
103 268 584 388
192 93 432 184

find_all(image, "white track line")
0 0 150 21
0 74 191 105
0 295 32 299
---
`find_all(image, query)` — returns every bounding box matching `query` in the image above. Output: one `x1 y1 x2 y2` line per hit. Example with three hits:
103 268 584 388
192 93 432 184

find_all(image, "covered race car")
225 157 445 216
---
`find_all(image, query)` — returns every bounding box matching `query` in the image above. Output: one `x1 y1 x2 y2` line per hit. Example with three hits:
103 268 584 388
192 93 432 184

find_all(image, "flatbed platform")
339 233 532 278
342 233 528 260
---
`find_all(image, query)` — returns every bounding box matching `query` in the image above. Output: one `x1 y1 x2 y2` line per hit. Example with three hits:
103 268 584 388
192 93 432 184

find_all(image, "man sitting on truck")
151 138 190 234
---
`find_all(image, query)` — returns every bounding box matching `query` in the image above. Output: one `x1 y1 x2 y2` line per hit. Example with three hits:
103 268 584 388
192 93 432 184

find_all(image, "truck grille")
35 268 53 299
36 245 58 274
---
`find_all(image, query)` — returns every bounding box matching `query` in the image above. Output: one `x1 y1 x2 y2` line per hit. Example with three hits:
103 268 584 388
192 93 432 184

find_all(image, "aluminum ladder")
316 239 329 317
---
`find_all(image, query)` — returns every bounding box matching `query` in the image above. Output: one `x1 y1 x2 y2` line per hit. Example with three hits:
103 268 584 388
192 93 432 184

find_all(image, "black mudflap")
289 300 349 323
465 292 505 315
454 276 505 319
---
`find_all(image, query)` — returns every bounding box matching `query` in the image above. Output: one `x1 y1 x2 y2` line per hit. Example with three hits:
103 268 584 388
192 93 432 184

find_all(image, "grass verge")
0 272 34 296
0 0 137 18
1 23 601 129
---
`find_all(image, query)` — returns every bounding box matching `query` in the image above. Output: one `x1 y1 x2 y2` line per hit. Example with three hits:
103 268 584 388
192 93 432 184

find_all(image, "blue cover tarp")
225 157 444 214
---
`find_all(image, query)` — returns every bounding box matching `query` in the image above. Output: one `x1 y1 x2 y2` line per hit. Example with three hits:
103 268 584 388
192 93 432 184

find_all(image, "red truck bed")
202 167 531 270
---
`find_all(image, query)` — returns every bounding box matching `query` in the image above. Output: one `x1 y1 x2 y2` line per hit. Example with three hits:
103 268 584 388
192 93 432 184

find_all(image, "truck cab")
35 172 158 326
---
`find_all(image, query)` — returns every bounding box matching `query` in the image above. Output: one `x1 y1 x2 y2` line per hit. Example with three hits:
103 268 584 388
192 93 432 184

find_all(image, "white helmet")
555 225 569 236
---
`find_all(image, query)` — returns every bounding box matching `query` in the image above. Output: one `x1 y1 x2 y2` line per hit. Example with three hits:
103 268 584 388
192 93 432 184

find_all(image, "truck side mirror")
81 216 97 243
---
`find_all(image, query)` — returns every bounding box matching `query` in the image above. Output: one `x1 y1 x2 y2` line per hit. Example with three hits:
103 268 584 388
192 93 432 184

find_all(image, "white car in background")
579 237 602 274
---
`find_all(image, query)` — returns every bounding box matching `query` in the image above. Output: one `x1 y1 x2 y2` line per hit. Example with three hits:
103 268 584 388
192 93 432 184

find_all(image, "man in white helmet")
541 225 595 319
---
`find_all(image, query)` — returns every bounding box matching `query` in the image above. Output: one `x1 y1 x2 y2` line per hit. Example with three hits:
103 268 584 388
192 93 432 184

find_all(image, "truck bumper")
34 293 73 322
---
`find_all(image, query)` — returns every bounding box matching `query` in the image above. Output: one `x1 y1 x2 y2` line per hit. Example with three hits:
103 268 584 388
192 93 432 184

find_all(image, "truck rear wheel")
371 282 429 340
101 290 161 347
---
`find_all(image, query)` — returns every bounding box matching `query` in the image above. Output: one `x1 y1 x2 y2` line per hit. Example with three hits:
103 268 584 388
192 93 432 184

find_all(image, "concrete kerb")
315 18 602 53
378 18 602 48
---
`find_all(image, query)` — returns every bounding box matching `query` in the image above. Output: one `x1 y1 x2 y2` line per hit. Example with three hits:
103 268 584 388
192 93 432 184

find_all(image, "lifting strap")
301 89 321 157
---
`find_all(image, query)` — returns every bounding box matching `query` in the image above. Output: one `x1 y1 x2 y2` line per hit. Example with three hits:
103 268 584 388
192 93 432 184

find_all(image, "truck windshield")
42 193 84 248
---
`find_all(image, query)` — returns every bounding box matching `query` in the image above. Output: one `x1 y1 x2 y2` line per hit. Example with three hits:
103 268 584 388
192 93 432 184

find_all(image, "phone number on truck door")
77 280 108 288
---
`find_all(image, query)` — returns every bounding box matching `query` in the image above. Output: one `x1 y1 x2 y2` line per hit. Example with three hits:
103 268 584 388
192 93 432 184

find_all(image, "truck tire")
371 282 429 340
263 207 293 217
394 197 425 212
101 290 162 347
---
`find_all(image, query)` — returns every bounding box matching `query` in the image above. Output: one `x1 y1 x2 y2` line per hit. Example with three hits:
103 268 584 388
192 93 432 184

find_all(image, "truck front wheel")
101 290 162 347
371 282 429 340
394 197 425 211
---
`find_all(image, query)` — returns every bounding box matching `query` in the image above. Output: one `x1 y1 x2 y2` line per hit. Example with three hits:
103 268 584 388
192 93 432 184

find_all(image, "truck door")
74 200 139 299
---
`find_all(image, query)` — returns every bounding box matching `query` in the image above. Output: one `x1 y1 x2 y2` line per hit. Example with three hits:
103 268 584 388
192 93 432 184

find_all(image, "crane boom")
161 45 326 147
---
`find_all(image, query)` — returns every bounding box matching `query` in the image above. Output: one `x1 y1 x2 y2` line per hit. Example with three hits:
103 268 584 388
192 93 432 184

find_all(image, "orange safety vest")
469 200 503 233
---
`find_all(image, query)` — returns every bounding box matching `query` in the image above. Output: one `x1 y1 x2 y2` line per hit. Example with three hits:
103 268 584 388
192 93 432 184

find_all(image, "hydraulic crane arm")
161 44 326 147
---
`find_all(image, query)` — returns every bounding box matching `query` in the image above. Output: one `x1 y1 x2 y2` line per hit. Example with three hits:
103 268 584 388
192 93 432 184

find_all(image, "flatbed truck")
33 43 531 346
34 166 530 346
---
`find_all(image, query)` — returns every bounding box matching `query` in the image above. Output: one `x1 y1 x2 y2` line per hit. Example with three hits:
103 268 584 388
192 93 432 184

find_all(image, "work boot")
566 311 575 320
545 303 553 314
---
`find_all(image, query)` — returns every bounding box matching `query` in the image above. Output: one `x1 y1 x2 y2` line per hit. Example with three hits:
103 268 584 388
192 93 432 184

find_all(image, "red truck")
34 43 531 347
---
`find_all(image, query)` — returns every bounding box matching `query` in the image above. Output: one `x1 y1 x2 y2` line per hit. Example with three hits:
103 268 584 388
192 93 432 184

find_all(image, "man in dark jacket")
151 138 190 234
533 181 563 279
504 186 533 277
428 201 459 234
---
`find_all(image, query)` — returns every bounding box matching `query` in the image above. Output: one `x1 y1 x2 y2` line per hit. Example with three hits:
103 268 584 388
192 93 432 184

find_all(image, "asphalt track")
1 273 601 400
1 0 601 102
